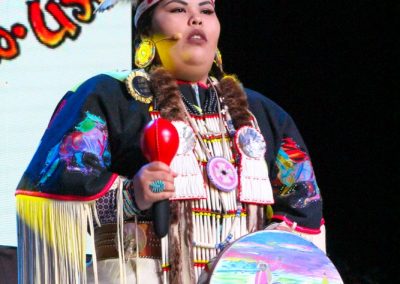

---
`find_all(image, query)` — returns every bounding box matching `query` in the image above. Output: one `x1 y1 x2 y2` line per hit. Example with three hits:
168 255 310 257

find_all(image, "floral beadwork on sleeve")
38 111 111 186
273 137 321 208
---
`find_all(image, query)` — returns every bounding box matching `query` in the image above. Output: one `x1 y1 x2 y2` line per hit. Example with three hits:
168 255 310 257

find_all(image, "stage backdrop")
0 1 132 247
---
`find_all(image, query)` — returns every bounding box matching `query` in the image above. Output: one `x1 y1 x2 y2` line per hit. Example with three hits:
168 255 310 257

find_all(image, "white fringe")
116 178 127 284
16 195 98 284
239 156 274 204
170 121 206 200
161 236 169 284
170 152 206 200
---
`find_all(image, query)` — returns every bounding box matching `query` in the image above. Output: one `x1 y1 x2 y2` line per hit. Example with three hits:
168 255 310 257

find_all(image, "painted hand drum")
208 231 343 284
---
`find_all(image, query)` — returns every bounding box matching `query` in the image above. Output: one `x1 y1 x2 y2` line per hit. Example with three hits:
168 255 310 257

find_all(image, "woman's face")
150 0 220 83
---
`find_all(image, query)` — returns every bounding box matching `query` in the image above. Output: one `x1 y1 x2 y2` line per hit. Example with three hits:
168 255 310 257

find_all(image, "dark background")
216 1 398 283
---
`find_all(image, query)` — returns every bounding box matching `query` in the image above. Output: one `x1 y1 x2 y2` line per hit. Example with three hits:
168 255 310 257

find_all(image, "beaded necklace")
175 81 247 279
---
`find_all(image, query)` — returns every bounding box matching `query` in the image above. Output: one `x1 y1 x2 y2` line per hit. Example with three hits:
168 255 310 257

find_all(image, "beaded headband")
134 0 160 27
135 0 216 27
96 0 215 27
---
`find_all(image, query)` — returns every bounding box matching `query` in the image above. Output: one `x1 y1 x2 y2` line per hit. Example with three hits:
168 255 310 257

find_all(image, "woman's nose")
189 15 203 26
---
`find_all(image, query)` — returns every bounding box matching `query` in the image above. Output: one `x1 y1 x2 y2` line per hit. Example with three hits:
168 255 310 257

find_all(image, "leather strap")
95 222 161 260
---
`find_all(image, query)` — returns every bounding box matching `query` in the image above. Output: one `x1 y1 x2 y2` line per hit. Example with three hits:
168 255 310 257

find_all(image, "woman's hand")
133 161 177 210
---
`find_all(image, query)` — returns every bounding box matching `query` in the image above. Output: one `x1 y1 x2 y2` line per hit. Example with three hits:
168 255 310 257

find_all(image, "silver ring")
149 180 165 193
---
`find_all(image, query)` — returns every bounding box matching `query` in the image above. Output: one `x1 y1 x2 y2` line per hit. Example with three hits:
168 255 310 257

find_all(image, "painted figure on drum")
16 0 331 283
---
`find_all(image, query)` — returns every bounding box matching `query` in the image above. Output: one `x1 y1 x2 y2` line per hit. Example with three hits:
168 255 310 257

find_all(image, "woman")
16 0 325 283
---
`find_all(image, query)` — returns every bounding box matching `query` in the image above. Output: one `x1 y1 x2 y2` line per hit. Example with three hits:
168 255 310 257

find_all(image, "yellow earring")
214 48 224 73
134 38 156 68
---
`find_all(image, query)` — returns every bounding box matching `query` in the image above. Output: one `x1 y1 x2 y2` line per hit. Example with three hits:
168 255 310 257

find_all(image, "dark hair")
134 4 157 41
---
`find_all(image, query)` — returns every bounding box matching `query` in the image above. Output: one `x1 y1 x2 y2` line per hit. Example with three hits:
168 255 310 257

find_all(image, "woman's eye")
170 8 186 13
201 9 215 15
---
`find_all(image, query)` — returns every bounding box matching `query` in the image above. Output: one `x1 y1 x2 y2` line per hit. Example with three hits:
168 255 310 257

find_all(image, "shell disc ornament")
236 126 266 158
206 157 238 193
172 121 196 155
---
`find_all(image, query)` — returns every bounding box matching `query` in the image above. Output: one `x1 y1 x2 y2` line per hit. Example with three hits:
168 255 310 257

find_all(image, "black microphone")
152 199 170 238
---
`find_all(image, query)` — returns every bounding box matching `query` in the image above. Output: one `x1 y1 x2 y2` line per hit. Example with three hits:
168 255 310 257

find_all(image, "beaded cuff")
122 178 143 218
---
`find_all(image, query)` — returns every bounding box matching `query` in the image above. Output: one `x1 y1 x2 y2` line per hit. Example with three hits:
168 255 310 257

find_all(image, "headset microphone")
154 33 182 43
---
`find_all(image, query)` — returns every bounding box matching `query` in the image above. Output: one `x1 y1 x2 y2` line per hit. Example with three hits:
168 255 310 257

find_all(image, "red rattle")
141 118 179 238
